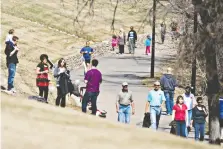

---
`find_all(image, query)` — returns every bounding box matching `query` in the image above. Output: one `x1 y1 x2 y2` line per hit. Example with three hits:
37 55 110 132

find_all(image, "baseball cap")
154 81 160 86
122 82 128 86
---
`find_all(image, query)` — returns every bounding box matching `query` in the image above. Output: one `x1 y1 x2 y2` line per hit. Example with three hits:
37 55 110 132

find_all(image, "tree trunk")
205 39 221 145
150 0 156 78
208 94 221 144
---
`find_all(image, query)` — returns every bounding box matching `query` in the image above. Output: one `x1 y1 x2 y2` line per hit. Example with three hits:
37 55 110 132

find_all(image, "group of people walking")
116 67 208 141
111 26 137 55
4 28 208 142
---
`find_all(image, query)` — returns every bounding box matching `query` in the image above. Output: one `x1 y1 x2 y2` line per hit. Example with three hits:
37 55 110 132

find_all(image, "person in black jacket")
127 26 137 54
54 58 70 108
191 97 208 141
4 36 19 93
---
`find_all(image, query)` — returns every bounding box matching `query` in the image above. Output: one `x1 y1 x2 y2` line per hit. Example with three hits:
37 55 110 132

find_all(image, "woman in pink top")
172 95 188 137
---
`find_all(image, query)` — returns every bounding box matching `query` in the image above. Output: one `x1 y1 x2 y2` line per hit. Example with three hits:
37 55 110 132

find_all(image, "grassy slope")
1 0 154 41
2 93 221 149
1 0 158 97
1 13 85 96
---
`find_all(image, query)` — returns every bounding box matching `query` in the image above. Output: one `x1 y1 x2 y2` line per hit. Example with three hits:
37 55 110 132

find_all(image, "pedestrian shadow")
101 79 145 87
103 74 148 80
159 126 171 130
115 70 149 74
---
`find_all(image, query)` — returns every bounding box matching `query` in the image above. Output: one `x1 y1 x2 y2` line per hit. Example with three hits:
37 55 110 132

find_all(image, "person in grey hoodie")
160 67 177 115
118 28 126 54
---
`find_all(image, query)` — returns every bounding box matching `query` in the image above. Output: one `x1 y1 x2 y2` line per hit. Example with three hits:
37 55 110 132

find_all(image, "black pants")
82 92 99 115
119 45 124 54
56 87 66 107
161 34 165 43
39 86 49 101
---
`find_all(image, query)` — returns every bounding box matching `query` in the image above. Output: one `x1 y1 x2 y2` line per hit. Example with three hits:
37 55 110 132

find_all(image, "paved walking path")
70 41 210 142
71 42 177 126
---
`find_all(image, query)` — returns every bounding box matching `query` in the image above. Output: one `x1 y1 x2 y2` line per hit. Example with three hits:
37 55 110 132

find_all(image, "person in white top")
5 29 14 43
182 86 196 137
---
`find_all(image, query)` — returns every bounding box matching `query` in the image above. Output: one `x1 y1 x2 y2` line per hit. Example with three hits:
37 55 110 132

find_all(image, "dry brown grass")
1 0 155 98
1 0 167 41
2 93 221 149
0 0 173 102
1 13 86 98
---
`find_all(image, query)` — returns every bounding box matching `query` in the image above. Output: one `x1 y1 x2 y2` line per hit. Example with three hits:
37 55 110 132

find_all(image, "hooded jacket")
160 74 177 92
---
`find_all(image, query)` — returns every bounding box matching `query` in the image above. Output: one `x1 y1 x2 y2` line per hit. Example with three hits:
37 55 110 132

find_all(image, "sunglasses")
154 85 160 86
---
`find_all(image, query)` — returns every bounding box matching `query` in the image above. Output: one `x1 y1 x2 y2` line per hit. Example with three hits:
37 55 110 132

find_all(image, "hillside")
1 0 165 97
2 93 221 149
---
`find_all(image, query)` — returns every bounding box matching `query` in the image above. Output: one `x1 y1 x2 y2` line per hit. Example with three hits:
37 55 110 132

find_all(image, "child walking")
111 35 118 51
144 35 151 55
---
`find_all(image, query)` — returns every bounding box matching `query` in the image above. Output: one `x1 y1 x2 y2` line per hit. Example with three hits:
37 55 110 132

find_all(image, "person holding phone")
191 97 208 141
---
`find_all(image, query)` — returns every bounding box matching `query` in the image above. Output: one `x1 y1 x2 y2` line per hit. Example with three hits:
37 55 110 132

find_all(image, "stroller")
80 87 107 118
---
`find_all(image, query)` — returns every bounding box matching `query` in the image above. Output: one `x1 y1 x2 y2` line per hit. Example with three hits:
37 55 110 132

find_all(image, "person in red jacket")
172 95 188 137
36 54 50 103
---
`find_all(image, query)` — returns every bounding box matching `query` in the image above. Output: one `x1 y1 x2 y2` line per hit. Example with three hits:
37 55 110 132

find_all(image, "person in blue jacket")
80 41 94 75
144 35 151 55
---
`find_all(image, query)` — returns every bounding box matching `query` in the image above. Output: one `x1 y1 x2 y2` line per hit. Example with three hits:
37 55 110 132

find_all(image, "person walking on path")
36 54 50 103
127 26 137 54
172 95 188 137
116 82 135 124
111 35 118 51
160 67 177 115
170 20 178 41
144 35 152 55
145 81 166 130
80 41 94 74
160 23 166 44
82 59 102 115
54 58 70 108
117 28 126 54
191 97 208 141
5 36 19 93
182 86 196 137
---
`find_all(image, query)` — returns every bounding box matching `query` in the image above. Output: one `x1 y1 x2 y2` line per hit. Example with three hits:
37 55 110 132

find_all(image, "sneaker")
11 88 17 93
8 88 16 93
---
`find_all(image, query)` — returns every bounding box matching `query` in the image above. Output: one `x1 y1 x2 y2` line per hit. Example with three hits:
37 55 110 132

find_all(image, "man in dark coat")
5 36 19 93
160 67 177 115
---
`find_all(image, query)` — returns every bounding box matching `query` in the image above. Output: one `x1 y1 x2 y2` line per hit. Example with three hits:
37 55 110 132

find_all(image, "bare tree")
111 0 119 32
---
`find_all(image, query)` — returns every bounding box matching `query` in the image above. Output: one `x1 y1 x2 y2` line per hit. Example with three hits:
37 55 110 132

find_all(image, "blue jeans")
82 92 99 115
150 106 161 130
8 63 17 90
164 91 174 115
176 120 186 137
194 123 205 141
118 105 131 124
185 110 192 137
